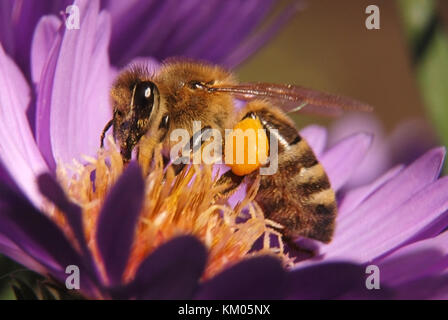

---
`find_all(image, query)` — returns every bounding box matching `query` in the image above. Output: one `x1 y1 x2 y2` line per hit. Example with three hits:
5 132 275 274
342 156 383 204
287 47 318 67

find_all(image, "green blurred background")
237 0 446 137
2 0 448 299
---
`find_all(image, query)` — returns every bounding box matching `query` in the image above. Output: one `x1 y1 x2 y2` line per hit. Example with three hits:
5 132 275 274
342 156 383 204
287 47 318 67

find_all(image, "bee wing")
208 83 373 116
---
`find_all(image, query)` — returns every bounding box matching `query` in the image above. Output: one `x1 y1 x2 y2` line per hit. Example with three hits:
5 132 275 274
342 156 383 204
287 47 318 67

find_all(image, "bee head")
111 80 160 161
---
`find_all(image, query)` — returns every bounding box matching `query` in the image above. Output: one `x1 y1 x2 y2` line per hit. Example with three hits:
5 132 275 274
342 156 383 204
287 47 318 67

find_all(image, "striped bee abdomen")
246 103 337 243
256 138 336 243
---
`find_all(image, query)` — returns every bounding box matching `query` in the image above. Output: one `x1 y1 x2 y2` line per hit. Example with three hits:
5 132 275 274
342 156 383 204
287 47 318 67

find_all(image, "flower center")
46 136 292 284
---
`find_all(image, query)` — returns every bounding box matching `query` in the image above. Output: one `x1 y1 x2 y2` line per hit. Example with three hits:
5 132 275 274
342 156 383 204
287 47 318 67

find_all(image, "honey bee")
101 59 371 246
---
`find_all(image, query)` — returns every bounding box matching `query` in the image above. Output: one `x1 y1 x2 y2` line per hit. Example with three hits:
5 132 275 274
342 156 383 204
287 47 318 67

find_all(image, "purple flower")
1 0 296 80
1 0 448 300
327 113 439 190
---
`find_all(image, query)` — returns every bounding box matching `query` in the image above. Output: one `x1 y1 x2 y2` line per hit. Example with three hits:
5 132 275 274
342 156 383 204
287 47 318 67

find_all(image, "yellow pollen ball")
227 117 269 176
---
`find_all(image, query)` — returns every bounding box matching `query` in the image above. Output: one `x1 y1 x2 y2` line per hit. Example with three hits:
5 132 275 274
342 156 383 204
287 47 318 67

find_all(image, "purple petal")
37 173 101 284
222 0 301 68
392 275 448 299
0 1 14 56
328 113 391 189
406 209 448 245
367 177 448 256
0 45 29 115
31 15 61 84
96 162 144 286
321 148 447 262
300 125 327 157
125 236 207 300
287 262 390 299
151 1 223 61
195 256 286 299
321 133 373 191
0 181 95 292
107 0 178 65
376 231 448 287
44 0 112 165
0 234 46 274
34 20 63 170
0 158 20 194
0 0 70 79
340 147 445 220
388 118 438 166
0 44 48 206
338 164 404 216
106 0 280 68
183 1 274 64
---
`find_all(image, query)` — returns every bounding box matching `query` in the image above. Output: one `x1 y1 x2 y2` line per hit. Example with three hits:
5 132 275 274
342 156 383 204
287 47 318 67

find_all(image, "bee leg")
283 236 317 259
136 135 161 174
171 126 213 175
214 169 245 199
137 116 172 174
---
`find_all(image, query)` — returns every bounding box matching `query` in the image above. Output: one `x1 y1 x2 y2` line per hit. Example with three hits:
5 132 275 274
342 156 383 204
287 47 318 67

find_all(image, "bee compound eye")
134 81 155 112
